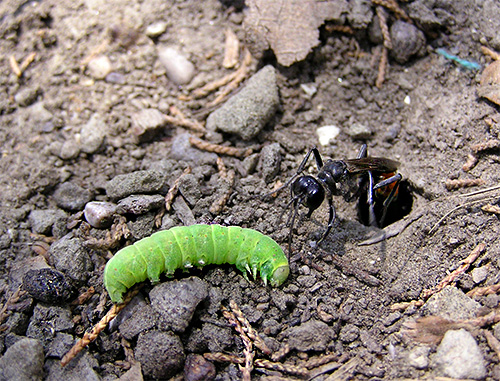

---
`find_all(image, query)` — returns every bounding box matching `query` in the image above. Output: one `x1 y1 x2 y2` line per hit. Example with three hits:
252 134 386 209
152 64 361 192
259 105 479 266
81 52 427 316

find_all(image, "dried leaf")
244 0 322 66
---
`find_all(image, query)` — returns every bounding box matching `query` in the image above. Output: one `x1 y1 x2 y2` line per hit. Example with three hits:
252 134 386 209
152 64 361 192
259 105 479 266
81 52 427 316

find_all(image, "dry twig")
210 169 235 215
84 216 130 251
61 287 140 366
371 0 412 23
467 283 500 297
164 114 205 134
222 306 254 380
165 167 192 212
0 287 26 328
376 46 389 88
70 287 95 306
445 178 486 190
420 243 486 300
462 154 478 172
481 46 500 61
207 49 253 108
189 136 253 158
471 139 500 153
9 55 22 77
482 204 500 214
229 300 272 355
484 330 500 361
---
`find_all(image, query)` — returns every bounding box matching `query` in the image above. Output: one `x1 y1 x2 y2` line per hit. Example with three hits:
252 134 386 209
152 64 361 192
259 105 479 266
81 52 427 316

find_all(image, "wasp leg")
366 171 378 227
373 173 402 190
315 192 336 248
357 143 368 159
286 197 301 257
375 174 402 226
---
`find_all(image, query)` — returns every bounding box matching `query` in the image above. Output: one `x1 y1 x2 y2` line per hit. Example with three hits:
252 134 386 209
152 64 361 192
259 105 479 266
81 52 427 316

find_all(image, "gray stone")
119 304 158 340
146 22 168 38
45 352 100 381
26 305 74 351
206 65 279 140
170 133 218 164
0 338 44 381
59 139 81 160
422 286 480 321
390 20 426 64
53 182 93 211
347 122 372 139
131 108 167 143
117 194 165 215
150 277 209 333
135 330 185 379
339 323 360 343
258 143 281 182
283 319 335 352
105 170 168 200
14 87 40 107
49 235 93 283
80 114 107 154
407 345 430 370
29 209 67 235
432 329 486 379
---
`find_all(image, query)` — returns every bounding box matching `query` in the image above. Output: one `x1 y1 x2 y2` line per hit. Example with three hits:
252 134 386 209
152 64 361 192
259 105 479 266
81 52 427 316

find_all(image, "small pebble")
80 114 106 154
53 182 93 211
23 268 73 304
169 133 217 165
105 170 168 200
117 194 165 215
29 209 67 235
348 122 372 139
14 87 40 107
0 338 44 380
135 330 185 379
390 20 426 64
184 354 216 381
150 278 209 333
146 21 168 38
300 83 317 97
422 286 480 321
258 143 281 182
59 140 81 160
158 46 195 85
131 108 167 142
316 125 340 146
432 329 486 379
471 266 488 284
105 72 126 84
87 55 112 79
84 201 117 228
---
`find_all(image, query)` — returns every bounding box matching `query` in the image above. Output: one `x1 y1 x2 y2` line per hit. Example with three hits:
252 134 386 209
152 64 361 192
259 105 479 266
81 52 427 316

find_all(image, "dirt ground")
1 0 500 380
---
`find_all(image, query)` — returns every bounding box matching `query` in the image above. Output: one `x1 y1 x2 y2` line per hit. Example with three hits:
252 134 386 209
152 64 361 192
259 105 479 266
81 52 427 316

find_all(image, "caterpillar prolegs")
104 224 290 303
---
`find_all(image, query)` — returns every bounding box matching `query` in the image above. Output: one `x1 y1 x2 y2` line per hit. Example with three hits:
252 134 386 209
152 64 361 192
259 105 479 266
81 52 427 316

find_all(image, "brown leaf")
244 0 322 66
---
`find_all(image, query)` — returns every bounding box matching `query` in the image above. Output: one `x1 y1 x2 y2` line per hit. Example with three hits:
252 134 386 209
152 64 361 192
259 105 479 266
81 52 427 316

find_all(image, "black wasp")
277 144 402 251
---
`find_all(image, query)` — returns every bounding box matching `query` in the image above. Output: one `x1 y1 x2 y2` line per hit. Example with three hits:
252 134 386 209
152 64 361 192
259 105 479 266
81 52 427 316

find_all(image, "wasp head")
291 175 325 217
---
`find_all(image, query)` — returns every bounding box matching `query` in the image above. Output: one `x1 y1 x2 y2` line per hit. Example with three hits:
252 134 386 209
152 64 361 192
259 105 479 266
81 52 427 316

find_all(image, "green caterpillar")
104 224 289 303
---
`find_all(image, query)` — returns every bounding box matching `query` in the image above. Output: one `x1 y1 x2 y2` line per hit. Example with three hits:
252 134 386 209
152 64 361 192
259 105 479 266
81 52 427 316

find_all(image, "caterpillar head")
269 263 290 287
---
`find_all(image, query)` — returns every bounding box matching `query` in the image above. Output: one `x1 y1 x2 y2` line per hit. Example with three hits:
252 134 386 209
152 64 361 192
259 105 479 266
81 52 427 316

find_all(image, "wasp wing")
343 157 400 174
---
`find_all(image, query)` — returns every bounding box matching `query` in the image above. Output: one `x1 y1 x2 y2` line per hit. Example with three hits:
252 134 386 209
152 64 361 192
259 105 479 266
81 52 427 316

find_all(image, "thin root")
420 243 486 300
61 287 140 366
165 167 192 212
462 154 478 172
189 136 253 158
445 178 486 190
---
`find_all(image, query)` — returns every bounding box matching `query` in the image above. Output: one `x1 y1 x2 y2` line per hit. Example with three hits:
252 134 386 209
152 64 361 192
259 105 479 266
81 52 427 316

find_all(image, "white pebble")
87 55 112 79
84 201 117 228
157 46 195 85
316 125 340 146
145 22 168 38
